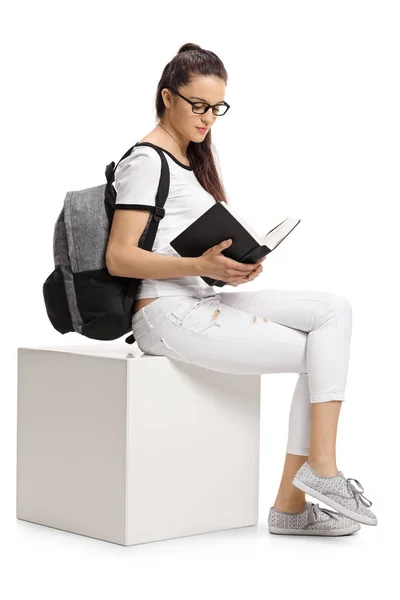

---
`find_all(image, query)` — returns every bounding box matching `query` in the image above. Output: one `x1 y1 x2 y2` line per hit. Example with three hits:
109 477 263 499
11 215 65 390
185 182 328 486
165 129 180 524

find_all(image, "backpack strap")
104 141 168 225
133 143 169 251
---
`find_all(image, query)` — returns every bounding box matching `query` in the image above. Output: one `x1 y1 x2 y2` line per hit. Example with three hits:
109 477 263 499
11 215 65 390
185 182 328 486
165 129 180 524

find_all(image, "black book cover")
170 202 299 287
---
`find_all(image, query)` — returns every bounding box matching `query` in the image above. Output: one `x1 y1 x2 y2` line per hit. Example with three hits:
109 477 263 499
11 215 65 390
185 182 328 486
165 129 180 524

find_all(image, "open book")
222 203 300 253
170 202 301 287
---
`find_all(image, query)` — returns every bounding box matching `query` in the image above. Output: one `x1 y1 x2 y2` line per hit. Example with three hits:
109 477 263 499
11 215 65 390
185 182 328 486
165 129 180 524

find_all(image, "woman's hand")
198 239 260 283
196 239 267 287
225 256 266 287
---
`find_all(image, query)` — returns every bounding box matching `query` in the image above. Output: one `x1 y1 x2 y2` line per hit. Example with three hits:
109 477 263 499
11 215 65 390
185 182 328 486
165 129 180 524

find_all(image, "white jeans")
131 288 353 456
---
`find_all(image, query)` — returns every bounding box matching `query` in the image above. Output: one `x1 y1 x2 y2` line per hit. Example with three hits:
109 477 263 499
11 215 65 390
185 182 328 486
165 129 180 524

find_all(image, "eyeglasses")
166 87 230 116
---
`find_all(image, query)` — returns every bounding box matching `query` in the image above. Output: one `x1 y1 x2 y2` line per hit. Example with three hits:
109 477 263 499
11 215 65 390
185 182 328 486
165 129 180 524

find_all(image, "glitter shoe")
268 501 361 536
292 461 377 526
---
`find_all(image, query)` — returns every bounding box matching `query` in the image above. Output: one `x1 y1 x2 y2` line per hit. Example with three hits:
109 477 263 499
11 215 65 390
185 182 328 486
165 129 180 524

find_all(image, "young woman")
106 43 377 536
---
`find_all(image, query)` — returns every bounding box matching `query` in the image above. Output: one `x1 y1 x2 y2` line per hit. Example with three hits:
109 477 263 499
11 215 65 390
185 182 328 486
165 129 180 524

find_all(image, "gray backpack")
42 142 170 345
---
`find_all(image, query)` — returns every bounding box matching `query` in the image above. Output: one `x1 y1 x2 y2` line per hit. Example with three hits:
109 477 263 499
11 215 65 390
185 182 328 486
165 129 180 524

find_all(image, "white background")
2 0 399 597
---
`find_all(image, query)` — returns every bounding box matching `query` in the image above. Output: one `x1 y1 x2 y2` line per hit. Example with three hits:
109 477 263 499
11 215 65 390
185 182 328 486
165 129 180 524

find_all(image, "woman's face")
161 75 227 143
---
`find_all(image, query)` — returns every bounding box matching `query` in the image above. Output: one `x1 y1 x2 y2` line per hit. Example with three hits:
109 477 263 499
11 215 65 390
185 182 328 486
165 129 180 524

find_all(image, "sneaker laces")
308 502 340 523
345 477 373 508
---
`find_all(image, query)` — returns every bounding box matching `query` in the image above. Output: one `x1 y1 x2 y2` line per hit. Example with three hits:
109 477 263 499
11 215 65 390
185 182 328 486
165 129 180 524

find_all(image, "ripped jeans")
131 288 353 456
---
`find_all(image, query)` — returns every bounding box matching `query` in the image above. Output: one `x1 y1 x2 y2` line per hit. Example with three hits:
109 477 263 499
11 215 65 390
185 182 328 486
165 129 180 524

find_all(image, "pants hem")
310 392 345 403
286 446 309 456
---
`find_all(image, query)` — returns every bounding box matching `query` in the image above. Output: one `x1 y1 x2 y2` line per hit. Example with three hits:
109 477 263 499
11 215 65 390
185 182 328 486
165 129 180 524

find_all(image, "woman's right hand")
196 239 261 283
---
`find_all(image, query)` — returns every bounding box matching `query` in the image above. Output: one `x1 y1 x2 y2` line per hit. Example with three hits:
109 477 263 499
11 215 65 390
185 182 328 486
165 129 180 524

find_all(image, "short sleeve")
114 147 162 210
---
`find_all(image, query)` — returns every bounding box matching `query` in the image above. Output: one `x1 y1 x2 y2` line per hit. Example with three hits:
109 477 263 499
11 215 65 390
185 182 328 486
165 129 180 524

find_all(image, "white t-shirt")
113 142 218 299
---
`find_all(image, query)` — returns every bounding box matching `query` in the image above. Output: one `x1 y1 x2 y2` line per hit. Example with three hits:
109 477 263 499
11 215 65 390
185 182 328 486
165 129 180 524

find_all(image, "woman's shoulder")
136 137 191 168
115 143 162 181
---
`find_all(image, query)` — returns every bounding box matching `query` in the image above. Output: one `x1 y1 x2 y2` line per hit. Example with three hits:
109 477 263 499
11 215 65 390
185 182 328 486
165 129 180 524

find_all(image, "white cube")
17 344 261 546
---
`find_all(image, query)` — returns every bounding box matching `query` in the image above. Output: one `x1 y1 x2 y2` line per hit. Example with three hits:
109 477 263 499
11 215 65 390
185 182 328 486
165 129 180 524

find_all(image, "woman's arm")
107 244 201 279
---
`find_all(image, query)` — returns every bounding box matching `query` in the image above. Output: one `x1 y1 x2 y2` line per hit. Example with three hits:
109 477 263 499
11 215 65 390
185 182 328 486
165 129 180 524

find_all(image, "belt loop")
142 308 155 331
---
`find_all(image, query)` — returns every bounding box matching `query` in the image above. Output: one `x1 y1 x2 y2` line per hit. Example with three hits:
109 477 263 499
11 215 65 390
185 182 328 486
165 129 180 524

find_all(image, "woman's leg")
132 288 352 512
308 400 342 475
270 401 342 513
218 288 352 511
272 453 309 512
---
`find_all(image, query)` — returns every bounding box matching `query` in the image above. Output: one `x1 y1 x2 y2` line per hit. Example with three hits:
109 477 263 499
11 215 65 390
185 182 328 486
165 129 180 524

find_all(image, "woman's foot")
307 458 339 477
272 501 307 513
292 461 378 526
268 501 361 536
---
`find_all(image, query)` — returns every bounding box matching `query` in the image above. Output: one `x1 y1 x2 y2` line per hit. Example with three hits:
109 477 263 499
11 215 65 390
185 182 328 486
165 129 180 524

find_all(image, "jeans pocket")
164 296 221 335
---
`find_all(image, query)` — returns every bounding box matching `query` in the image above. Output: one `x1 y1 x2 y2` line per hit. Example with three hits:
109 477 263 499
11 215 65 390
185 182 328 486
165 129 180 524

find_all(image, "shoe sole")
292 477 378 526
268 523 361 536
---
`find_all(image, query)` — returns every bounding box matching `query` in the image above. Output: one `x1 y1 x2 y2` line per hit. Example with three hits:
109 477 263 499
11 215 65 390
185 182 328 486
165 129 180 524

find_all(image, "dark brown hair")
155 43 229 205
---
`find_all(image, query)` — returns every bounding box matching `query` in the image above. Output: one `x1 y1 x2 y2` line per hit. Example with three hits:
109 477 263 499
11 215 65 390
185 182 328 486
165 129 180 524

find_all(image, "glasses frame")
165 86 230 116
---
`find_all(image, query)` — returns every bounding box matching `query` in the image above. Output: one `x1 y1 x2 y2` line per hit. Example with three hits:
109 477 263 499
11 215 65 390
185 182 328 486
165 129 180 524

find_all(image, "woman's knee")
330 292 352 315
322 292 353 328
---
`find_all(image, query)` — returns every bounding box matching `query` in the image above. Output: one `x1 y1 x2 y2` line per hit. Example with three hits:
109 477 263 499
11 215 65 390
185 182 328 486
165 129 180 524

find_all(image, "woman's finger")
228 267 262 285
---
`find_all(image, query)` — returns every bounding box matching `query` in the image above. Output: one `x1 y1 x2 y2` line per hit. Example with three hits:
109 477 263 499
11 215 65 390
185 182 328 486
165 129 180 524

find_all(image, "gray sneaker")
268 501 361 536
292 461 377 526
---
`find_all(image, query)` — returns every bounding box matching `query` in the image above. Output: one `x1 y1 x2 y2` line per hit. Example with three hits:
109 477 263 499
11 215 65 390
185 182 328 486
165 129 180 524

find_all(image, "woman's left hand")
225 256 266 287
